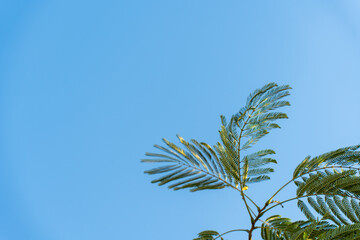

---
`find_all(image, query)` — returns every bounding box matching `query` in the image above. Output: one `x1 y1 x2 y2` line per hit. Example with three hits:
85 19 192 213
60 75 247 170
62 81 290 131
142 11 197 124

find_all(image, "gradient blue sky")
1 1 360 240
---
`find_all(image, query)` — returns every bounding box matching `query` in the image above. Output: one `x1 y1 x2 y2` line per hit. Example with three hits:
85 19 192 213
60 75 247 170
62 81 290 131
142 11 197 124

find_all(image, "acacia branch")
263 193 360 215
266 165 360 204
237 107 258 222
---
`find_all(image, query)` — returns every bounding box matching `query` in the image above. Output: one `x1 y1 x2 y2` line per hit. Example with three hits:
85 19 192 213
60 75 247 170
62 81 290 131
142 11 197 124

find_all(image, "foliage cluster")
142 83 360 240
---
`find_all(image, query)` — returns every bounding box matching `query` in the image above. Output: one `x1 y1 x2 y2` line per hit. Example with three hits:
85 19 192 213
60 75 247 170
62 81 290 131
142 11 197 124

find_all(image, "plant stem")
266 178 294 204
244 193 260 210
213 229 248 239
247 203 268 240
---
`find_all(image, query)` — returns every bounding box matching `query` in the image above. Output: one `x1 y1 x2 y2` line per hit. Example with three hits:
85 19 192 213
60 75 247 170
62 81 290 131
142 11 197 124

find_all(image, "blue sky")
1 1 360 239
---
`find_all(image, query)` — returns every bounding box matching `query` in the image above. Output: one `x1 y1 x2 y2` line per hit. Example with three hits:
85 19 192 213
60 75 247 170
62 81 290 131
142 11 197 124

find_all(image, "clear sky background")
1 1 360 240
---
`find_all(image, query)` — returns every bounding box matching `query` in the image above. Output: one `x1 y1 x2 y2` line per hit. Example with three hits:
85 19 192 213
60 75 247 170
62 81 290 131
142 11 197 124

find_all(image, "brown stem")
248 203 268 240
